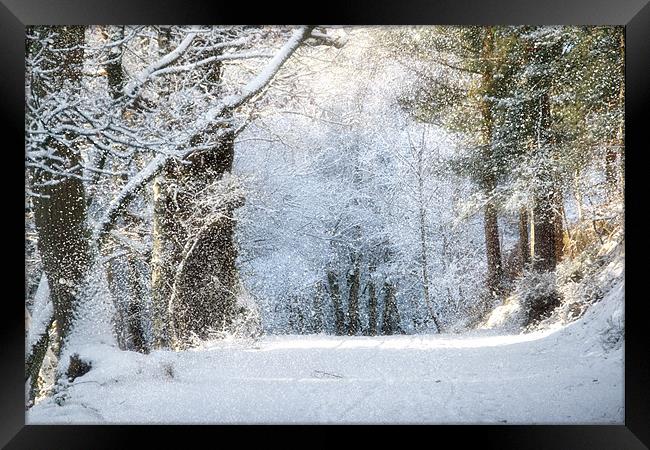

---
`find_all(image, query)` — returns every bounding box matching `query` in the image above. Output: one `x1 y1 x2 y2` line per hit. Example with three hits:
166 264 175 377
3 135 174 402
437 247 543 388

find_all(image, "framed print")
2 0 649 447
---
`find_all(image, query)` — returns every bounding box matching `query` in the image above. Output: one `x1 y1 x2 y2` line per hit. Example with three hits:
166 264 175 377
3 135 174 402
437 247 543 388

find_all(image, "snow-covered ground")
27 273 623 424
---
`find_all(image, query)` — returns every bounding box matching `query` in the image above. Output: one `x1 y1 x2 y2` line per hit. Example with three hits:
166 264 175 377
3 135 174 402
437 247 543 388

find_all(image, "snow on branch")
123 26 201 98
217 26 315 113
150 51 275 77
94 153 168 245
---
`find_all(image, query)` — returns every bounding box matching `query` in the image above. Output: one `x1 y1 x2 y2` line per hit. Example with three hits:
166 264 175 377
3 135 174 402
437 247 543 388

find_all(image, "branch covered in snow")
95 26 316 247
123 27 201 98
216 26 315 114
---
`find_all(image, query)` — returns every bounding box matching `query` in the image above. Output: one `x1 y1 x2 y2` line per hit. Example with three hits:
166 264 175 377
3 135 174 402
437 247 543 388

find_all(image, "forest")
25 25 624 423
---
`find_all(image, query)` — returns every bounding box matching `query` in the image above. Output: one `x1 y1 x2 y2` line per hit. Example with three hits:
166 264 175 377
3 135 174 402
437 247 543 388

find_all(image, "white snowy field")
27 277 623 425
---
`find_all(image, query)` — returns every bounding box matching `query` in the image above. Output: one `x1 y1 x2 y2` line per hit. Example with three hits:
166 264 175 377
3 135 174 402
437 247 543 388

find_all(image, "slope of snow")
27 268 623 424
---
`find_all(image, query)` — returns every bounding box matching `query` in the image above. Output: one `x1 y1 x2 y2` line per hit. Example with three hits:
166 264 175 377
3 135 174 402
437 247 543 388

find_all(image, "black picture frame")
3 0 648 447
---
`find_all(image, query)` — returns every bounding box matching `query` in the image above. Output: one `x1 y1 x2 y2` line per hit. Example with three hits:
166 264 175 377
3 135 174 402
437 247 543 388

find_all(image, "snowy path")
28 284 623 424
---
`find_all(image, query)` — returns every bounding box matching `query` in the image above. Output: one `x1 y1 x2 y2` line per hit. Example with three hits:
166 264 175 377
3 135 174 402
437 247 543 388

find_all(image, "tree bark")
150 161 184 348
106 26 125 100
30 26 91 349
168 131 239 345
518 207 530 268
532 93 560 273
27 27 92 405
415 141 441 332
326 270 346 335
480 28 504 299
380 281 402 335
533 191 559 272
346 256 361 335
483 195 503 296
312 281 324 333
150 33 240 347
367 263 378 336
126 257 148 353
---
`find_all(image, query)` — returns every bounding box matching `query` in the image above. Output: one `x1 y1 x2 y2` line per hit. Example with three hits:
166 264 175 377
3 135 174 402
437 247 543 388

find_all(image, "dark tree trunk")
33 150 92 347
126 257 148 353
149 33 241 347
518 207 530 268
312 281 324 333
533 191 559 273
169 131 239 344
367 264 378 336
532 93 560 273
480 28 504 300
380 281 402 335
30 26 91 348
106 26 125 100
326 270 346 335
150 160 186 348
105 260 128 350
26 26 91 404
484 196 503 296
346 257 361 335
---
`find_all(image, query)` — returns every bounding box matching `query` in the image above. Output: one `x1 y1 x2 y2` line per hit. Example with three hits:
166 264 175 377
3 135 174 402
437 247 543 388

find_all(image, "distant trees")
234 34 486 335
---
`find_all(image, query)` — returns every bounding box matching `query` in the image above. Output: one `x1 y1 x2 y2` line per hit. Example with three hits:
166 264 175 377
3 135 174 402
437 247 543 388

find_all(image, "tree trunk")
126 257 147 353
312 281 324 333
25 317 54 406
415 143 441 332
106 26 125 100
168 131 239 345
346 256 361 335
380 281 402 335
480 28 504 299
367 264 378 337
518 207 530 268
150 162 184 348
484 196 503 296
105 260 128 349
533 190 559 272
30 26 91 349
27 26 92 404
326 270 346 335
149 33 240 347
532 93 560 273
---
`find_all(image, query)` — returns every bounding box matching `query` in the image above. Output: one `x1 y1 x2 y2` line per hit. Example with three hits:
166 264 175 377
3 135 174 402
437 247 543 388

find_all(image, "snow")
26 275 52 352
27 268 623 424
123 27 200 97
25 25 625 425
94 27 314 246
94 153 167 244
215 26 312 114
